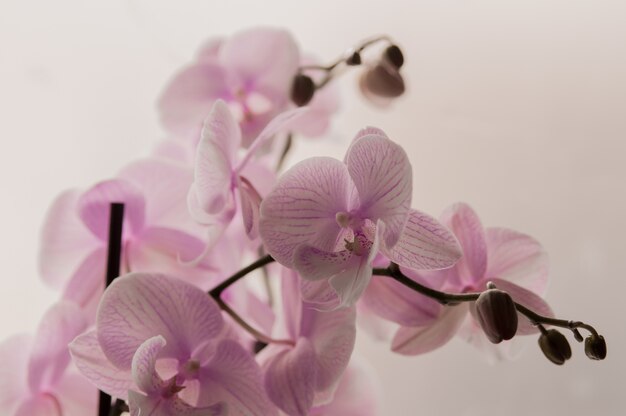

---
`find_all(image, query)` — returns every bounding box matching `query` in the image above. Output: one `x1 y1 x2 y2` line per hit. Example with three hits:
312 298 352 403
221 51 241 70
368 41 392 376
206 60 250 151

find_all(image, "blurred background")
1 0 624 414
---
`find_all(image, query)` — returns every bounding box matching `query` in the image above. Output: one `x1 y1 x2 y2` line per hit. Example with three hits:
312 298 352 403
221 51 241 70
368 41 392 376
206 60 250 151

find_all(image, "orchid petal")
238 177 262 239
300 305 356 390
345 133 411 248
132 336 167 394
128 390 226 416
392 303 469 355
158 61 229 135
77 179 145 240
238 106 309 171
97 273 224 369
264 339 317 416
198 339 277 416
118 158 199 235
0 334 31 414
300 279 341 311
440 203 488 287
294 245 358 282
69 330 134 399
38 190 100 290
485 227 549 295
360 275 441 327
62 247 106 318
127 227 217 289
28 301 88 393
219 27 299 96
383 209 462 270
193 100 239 216
15 395 62 416
53 371 98 416
260 157 353 266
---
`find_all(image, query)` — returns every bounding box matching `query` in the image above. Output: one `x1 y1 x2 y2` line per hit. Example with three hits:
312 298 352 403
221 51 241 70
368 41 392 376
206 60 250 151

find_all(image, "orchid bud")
474 288 518 343
384 44 404 68
291 73 315 106
538 329 572 365
346 50 362 66
359 61 405 99
584 334 607 360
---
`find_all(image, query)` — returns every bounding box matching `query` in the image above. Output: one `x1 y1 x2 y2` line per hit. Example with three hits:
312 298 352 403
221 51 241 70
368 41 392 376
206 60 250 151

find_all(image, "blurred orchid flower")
159 27 338 146
392 202 553 360
260 268 356 416
0 301 94 416
70 273 277 415
260 127 462 308
187 100 306 241
38 158 227 319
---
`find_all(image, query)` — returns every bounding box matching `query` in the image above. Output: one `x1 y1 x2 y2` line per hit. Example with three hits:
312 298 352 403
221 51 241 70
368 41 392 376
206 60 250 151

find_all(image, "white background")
1 1 624 414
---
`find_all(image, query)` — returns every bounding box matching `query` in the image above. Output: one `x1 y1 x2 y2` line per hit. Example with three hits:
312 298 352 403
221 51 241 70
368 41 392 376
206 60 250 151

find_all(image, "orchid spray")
0 27 606 416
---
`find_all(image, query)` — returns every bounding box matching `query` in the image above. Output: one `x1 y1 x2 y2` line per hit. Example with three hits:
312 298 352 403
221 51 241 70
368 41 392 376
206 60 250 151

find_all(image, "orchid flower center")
161 377 186 399
178 359 201 380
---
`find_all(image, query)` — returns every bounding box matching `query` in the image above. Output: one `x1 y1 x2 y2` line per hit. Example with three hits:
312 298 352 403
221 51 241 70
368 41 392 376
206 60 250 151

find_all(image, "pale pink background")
1 1 624 414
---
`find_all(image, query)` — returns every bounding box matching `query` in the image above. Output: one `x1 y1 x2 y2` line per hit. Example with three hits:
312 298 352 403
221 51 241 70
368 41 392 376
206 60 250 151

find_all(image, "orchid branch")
373 262 602 340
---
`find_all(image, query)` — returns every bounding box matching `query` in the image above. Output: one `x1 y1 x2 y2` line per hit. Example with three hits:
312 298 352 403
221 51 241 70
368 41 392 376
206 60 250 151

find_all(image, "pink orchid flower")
260 268 356 416
0 301 95 416
392 202 553 359
259 127 462 308
159 27 337 147
70 273 277 415
39 158 223 318
187 100 306 241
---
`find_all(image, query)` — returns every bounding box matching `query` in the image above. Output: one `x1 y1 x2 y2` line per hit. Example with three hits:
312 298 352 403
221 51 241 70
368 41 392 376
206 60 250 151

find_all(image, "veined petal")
300 279 341 311
198 339 277 416
97 273 224 369
345 133 411 248
263 338 317 416
38 189 100 290
219 27 299 96
158 61 229 135
294 245 358 282
260 157 353 267
193 100 239 216
28 301 88 393
392 303 469 355
485 227 549 295
360 275 441 327
128 390 227 416
439 203 488 287
132 336 167 395
77 179 146 240
69 330 134 399
383 209 462 270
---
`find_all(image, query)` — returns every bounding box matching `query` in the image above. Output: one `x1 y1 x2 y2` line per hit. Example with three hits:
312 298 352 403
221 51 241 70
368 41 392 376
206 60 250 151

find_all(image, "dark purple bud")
291 74 315 106
538 329 572 365
584 334 606 360
474 288 518 343
346 51 362 66
359 61 405 99
384 44 404 68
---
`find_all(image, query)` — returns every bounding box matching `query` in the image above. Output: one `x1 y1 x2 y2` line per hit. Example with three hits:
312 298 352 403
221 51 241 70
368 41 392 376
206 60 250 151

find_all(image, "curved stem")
215 296 294 347
209 254 274 297
373 262 600 338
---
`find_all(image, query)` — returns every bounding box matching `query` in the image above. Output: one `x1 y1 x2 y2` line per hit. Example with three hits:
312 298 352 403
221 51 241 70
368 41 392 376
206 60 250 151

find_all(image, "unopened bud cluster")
290 41 406 107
